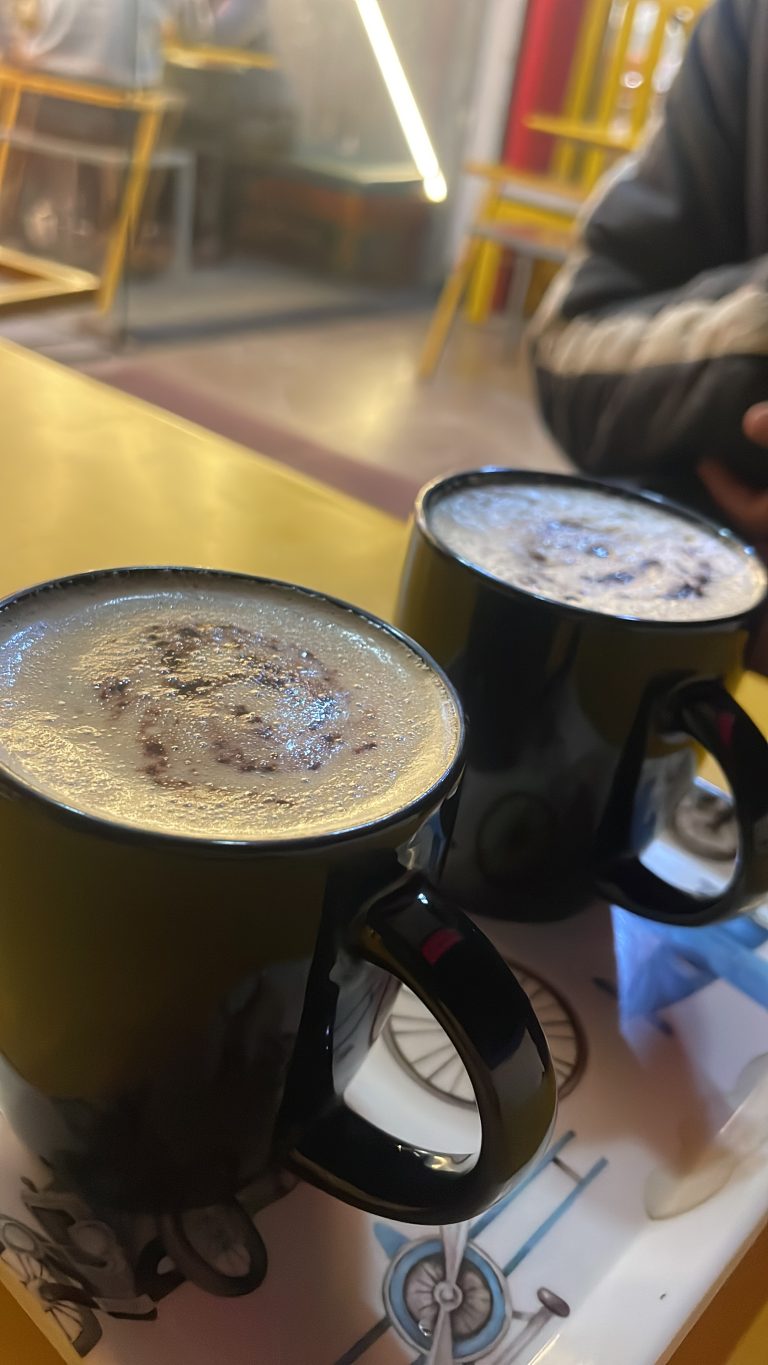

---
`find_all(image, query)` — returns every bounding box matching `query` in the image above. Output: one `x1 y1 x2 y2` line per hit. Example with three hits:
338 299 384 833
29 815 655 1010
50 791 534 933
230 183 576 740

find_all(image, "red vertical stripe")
503 0 590 171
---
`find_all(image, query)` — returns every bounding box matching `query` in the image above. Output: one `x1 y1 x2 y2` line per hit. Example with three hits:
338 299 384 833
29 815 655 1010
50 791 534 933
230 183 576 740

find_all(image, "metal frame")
418 0 711 379
0 65 183 314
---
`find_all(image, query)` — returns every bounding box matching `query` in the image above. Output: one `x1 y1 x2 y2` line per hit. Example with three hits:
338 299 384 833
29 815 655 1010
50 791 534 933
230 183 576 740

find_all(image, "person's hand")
697 404 768 544
699 406 768 676
743 402 768 448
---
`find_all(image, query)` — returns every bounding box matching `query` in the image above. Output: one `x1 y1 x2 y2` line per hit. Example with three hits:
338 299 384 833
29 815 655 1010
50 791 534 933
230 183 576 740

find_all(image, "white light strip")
353 0 448 203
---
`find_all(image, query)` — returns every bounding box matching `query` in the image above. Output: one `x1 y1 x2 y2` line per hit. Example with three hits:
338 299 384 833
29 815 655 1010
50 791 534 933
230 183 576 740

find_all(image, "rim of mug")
414 467 768 628
0 566 466 854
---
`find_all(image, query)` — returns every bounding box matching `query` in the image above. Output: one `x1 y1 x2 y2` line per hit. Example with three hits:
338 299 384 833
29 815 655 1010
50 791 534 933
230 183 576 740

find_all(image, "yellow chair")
164 41 278 73
526 0 709 181
0 65 184 314
418 0 710 379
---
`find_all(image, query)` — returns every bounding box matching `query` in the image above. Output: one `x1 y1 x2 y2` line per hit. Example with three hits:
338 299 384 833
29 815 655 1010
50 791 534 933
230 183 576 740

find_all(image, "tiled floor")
88 310 568 493
0 277 567 499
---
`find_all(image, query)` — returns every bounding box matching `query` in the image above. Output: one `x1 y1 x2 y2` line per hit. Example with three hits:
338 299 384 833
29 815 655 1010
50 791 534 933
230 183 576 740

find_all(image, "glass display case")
0 0 491 339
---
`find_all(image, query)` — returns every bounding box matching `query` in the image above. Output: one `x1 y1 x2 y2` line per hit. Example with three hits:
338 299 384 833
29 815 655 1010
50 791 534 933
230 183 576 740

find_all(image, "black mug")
0 568 555 1309
396 471 768 926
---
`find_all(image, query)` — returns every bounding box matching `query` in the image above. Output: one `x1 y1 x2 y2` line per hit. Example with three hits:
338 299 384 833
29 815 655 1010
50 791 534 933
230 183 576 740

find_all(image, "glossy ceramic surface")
0 568 555 1273
397 470 768 925
1 796 767 1365
0 344 762 1364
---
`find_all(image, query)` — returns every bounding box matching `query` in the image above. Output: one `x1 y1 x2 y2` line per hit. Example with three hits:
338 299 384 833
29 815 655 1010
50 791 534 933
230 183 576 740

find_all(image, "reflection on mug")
0 567 555 1349
397 470 768 925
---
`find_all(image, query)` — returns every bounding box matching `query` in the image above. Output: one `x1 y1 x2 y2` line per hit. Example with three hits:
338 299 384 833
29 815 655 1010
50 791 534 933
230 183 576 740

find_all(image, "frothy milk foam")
0 572 460 840
429 480 766 622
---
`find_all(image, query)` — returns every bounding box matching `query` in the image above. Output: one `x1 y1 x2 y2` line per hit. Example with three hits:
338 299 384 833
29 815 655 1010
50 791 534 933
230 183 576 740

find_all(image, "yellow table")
0 341 404 611
0 341 763 1363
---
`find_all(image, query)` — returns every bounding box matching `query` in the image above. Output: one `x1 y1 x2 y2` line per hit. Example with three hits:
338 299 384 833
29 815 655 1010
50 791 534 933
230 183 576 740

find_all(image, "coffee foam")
429 481 766 622
0 573 460 840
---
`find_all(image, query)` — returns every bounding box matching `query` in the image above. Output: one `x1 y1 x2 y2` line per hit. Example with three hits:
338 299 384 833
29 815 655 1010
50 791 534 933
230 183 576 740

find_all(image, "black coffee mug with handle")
0 567 555 1270
396 470 768 926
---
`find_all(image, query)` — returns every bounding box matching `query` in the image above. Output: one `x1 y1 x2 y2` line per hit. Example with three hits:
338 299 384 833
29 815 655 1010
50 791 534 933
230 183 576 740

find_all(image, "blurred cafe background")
0 0 709 510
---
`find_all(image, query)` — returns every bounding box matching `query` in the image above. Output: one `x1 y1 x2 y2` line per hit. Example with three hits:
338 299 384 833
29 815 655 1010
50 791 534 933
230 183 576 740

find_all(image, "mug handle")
598 678 768 925
283 881 556 1224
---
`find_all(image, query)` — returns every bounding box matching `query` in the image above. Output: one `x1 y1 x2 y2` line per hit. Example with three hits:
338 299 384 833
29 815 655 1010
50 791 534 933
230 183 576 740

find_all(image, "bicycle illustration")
0 956 390 1357
384 965 586 1106
0 1165 297 1355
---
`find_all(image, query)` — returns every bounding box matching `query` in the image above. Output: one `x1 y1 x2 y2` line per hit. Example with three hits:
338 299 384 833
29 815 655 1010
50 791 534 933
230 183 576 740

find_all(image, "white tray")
1 820 767 1365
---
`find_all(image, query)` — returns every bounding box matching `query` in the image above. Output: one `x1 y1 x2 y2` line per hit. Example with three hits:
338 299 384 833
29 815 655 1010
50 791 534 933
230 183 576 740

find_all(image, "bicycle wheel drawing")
0 1217 102 1356
520 966 587 1097
158 1202 267 1297
384 1236 509 1360
383 964 585 1105
672 785 737 861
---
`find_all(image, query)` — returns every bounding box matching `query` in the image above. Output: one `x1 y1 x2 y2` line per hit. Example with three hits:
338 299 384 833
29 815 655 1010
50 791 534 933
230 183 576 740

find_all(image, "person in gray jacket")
530 0 768 547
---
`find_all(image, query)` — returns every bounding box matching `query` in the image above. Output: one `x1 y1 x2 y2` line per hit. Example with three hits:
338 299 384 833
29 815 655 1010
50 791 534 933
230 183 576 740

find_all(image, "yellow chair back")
418 0 712 374
535 0 712 192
